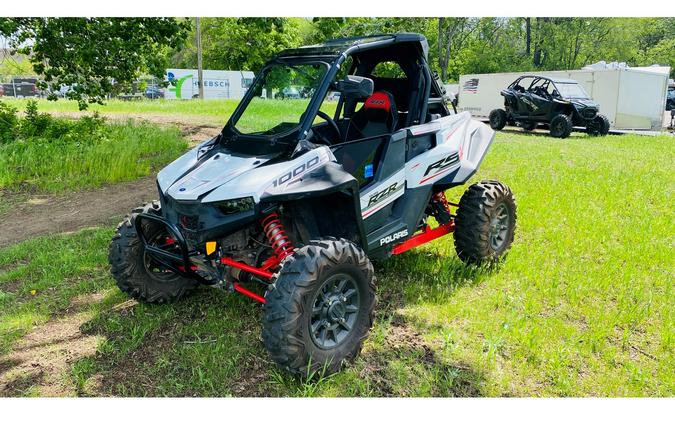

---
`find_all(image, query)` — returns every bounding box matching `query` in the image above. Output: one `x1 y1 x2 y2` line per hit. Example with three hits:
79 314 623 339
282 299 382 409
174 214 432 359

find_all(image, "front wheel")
454 181 517 264
586 114 610 136
262 238 376 376
108 201 198 304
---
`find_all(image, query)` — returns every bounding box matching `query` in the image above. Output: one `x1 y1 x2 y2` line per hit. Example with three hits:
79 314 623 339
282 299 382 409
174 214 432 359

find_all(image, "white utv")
109 33 517 375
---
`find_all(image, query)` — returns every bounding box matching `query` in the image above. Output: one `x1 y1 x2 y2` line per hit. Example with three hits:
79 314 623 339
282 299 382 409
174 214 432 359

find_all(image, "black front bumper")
134 212 212 284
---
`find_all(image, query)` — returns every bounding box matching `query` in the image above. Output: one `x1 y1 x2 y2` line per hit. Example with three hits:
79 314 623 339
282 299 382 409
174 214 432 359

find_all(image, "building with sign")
164 68 255 100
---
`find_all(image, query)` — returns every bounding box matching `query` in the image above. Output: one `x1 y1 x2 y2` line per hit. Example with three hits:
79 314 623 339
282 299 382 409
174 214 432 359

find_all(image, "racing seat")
346 90 398 141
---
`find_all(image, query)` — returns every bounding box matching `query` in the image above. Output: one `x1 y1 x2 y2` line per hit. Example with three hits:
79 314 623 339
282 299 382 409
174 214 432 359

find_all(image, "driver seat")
347 91 398 140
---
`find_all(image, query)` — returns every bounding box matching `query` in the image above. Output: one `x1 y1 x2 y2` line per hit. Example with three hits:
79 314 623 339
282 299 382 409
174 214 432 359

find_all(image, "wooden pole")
196 17 204 100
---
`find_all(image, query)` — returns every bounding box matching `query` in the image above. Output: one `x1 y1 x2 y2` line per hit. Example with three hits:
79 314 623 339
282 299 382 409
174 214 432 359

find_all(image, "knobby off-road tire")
262 238 376 376
108 201 198 304
549 114 573 138
586 114 610 136
454 181 517 265
489 109 508 130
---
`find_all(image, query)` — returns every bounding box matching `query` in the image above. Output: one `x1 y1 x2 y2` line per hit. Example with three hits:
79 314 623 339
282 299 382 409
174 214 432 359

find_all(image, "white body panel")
406 112 494 187
158 142 334 203
359 169 406 219
165 68 255 100
457 67 670 130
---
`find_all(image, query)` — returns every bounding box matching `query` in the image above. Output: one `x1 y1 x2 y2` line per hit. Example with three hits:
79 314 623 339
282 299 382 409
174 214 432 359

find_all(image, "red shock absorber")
261 212 295 261
430 191 453 225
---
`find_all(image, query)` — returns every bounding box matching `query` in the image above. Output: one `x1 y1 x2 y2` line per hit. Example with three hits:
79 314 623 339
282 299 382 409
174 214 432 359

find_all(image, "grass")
1 97 243 118
1 97 338 125
0 120 187 193
0 129 672 397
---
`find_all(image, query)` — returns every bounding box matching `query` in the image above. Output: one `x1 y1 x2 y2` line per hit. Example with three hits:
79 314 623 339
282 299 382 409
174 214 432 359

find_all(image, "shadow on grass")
29 248 496 397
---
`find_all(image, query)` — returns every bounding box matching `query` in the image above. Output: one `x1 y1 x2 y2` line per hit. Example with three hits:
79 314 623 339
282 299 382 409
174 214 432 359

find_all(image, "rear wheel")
108 201 197 304
262 238 376 376
586 114 610 136
489 109 507 130
454 181 517 264
550 114 573 138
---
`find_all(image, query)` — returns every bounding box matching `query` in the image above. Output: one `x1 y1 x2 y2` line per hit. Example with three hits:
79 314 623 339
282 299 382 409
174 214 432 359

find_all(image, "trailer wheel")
586 114 610 136
550 114 573 138
108 201 197 304
262 238 376 376
489 109 507 130
454 181 517 265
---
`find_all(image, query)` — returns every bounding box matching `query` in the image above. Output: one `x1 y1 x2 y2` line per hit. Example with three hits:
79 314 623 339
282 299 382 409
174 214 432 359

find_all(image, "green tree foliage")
171 18 300 73
0 18 191 109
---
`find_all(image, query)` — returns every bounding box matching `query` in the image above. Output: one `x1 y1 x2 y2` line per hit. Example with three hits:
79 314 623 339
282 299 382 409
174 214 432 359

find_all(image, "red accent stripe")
391 221 455 255
233 282 266 304
418 165 455 184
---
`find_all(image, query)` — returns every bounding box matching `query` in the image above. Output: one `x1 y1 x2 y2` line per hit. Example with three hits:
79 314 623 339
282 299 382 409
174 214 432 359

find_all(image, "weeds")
0 100 187 192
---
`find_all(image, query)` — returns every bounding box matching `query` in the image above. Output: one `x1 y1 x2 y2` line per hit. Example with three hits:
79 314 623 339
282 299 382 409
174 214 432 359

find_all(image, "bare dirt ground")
0 176 158 248
0 114 222 248
51 111 223 144
0 293 106 397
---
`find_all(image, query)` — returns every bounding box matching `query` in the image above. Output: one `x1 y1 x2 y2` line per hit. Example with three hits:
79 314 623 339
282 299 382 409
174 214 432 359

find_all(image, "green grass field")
0 128 672 397
0 121 187 193
1 98 243 118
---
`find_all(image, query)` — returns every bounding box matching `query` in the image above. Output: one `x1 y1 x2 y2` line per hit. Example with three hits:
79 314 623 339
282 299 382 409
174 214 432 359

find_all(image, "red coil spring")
432 191 451 213
261 212 294 261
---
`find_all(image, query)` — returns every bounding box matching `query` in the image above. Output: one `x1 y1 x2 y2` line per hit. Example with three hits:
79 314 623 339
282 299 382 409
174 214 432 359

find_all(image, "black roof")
276 33 429 61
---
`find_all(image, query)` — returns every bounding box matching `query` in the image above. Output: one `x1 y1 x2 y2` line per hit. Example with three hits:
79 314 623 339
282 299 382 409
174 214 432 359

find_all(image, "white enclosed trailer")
164 69 255 100
458 66 671 130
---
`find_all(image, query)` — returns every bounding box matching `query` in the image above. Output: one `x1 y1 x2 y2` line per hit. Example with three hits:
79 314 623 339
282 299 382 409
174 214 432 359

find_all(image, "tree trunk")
438 18 446 81
525 17 531 56
533 17 542 67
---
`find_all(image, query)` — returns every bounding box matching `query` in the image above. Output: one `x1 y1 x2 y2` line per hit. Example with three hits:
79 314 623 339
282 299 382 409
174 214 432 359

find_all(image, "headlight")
214 197 255 215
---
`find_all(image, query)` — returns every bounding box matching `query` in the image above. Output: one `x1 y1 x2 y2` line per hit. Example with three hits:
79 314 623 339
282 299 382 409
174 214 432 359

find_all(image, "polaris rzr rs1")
109 33 517 375
489 75 610 138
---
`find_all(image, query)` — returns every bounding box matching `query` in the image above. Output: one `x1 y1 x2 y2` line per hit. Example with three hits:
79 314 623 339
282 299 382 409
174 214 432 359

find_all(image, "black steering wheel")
314 110 341 145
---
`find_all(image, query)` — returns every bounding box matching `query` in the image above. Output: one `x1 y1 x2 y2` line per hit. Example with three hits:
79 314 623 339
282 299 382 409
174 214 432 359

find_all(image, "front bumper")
134 212 212 284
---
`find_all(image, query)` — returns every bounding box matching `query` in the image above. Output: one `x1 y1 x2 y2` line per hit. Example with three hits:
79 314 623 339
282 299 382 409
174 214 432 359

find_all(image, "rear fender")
405 111 494 188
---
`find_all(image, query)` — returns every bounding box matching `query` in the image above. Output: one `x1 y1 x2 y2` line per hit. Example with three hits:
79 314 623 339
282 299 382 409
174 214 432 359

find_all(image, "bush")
0 101 18 143
0 100 187 192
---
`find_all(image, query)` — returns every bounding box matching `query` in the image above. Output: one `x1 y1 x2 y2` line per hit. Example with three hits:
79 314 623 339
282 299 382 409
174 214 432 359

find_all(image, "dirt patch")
0 112 225 248
358 314 484 397
51 111 223 145
0 294 106 397
85 323 176 397
228 352 275 397
0 176 159 248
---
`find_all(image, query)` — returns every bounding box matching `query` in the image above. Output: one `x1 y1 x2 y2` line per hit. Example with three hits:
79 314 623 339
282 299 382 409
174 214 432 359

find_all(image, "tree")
436 18 479 81
0 18 191 109
171 18 300 73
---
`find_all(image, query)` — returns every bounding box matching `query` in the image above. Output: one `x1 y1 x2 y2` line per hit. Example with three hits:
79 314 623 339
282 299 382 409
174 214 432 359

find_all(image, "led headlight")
215 197 255 215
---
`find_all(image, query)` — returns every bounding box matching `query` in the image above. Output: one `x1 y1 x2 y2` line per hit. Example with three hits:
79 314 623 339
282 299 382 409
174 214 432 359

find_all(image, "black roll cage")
221 34 443 149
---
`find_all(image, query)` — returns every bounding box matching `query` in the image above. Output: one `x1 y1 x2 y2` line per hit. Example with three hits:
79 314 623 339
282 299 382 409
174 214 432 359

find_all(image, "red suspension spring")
261 212 295 261
432 191 451 213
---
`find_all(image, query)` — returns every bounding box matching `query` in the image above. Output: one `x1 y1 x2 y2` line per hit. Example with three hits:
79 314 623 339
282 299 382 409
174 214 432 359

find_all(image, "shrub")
0 101 18 143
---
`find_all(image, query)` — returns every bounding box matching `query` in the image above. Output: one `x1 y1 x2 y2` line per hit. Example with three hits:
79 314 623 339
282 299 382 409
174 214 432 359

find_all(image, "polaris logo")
379 229 409 246
423 153 460 176
367 182 399 207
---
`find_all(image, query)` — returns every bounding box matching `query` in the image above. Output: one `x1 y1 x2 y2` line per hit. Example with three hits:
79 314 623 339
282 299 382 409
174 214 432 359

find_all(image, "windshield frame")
223 57 338 144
